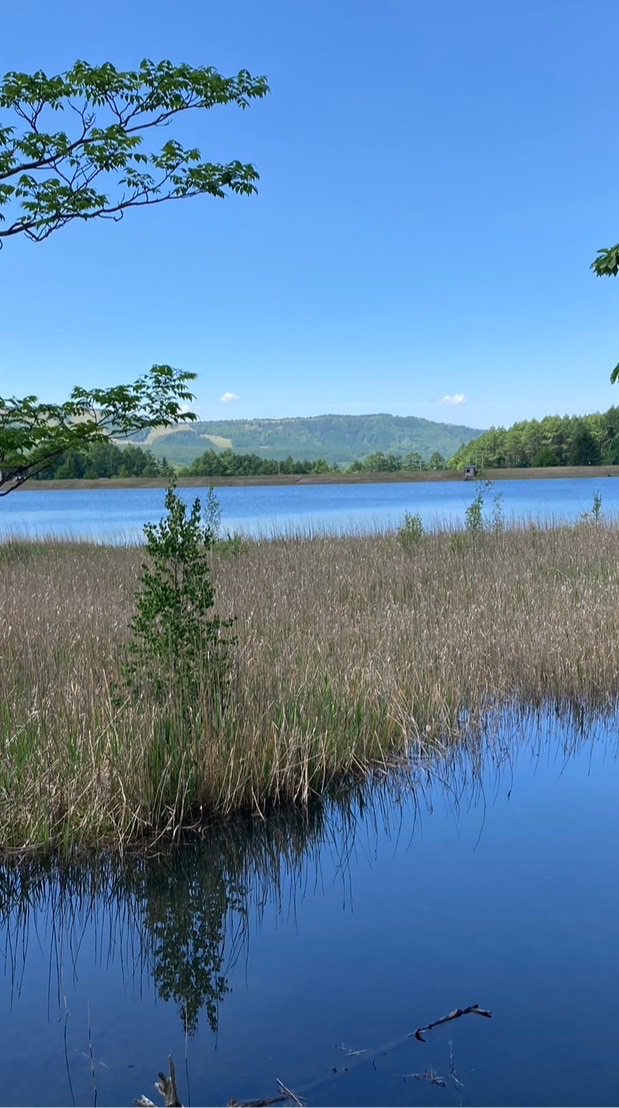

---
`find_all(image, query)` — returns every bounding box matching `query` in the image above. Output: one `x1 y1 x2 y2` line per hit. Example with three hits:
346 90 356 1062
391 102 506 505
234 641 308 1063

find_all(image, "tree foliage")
0 364 196 494
0 59 268 243
450 406 619 470
33 439 173 480
183 447 451 477
591 244 619 381
0 58 270 493
123 483 235 708
139 414 481 469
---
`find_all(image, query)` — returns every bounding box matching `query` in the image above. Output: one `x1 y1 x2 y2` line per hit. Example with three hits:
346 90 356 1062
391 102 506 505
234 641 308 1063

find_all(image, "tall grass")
1 519 619 852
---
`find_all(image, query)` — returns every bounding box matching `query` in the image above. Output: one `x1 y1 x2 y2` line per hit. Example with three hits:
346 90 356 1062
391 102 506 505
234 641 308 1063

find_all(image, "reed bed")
2 519 619 853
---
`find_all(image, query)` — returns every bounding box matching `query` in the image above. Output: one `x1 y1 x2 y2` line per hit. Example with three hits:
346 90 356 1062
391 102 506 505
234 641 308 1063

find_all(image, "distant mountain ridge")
128 413 484 467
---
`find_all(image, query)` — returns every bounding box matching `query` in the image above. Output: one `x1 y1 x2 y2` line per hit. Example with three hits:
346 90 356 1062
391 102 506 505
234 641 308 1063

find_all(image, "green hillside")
132 413 483 467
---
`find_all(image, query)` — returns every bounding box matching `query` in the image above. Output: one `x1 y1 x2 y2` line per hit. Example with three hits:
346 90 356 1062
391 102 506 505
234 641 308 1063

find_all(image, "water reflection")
0 795 385 1037
0 718 617 1106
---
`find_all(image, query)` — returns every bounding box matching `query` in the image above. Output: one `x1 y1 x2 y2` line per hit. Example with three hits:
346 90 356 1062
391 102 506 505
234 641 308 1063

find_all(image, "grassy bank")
2 520 619 854
22 464 619 490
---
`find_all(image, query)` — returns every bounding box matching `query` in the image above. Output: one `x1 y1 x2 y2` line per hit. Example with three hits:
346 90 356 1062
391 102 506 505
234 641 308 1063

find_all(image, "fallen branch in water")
227 1097 287 1107
227 1082 304 1108
275 1078 305 1106
449 1040 464 1089
139 1006 489 1106
410 1003 492 1043
402 1069 446 1088
134 1055 182 1108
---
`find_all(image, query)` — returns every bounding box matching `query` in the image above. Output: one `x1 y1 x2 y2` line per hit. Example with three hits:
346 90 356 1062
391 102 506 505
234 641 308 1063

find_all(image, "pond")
1 476 618 541
0 715 617 1106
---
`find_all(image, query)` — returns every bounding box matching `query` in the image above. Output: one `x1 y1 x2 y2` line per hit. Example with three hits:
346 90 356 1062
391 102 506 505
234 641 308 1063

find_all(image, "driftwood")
227 1098 287 1107
134 1055 182 1108
227 1081 305 1107
410 1003 492 1043
403 1069 447 1088
449 1039 464 1089
275 1079 304 1107
138 1004 490 1105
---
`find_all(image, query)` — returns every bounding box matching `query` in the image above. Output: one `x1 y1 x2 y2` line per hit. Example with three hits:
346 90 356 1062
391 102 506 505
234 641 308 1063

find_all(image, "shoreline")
20 464 619 491
2 522 619 855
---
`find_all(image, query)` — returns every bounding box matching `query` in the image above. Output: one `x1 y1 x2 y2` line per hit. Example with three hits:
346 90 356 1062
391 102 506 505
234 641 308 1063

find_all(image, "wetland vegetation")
2 498 619 856
0 724 616 1106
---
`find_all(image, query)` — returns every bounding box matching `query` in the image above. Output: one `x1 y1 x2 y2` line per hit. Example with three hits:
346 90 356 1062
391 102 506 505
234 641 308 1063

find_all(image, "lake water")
0 476 615 545
1 476 618 541
3 482 619 1105
0 717 618 1107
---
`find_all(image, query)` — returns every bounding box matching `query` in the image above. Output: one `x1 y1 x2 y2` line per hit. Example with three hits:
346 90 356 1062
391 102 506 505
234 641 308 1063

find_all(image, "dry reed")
1 519 618 853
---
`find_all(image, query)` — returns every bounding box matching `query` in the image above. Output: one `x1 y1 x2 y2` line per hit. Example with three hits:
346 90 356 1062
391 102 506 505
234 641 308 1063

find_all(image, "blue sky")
2 0 619 431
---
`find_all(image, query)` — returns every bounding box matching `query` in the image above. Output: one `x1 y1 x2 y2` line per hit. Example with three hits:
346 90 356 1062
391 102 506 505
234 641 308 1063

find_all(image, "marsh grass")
2 519 619 853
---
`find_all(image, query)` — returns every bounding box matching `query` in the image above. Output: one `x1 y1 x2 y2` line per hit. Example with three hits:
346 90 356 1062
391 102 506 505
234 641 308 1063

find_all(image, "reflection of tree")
129 848 246 1034
0 797 360 1035
0 759 500 1036
0 726 613 1057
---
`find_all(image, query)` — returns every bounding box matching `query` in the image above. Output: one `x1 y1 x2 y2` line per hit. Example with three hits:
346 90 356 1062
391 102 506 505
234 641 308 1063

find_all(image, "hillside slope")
130 413 483 467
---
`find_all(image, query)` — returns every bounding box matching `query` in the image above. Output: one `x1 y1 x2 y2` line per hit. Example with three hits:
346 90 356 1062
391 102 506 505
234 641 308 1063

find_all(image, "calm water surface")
1 476 618 540
3 482 618 1105
0 718 618 1106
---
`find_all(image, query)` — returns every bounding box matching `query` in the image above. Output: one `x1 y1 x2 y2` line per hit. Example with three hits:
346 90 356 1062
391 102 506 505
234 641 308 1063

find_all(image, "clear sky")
2 0 619 431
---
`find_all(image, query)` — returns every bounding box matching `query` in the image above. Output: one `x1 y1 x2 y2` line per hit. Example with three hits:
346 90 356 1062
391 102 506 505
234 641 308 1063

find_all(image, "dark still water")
1 719 618 1106
2 476 619 541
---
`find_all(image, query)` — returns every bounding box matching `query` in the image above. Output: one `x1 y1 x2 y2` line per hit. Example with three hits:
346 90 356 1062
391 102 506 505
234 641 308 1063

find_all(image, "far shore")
19 464 619 491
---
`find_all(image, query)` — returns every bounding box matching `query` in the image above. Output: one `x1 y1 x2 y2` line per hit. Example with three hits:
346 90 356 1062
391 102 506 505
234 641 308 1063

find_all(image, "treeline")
34 441 174 480
450 407 619 469
27 407 619 480
181 448 449 477
182 450 333 476
35 443 454 480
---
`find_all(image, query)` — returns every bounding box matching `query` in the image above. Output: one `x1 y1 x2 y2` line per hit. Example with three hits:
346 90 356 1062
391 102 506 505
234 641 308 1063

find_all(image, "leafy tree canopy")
0 364 196 494
0 59 269 243
33 439 173 480
591 244 619 381
450 405 619 470
0 58 270 494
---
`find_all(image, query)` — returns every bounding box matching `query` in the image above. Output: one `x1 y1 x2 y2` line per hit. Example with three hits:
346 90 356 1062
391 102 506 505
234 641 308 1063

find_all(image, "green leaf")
0 58 269 244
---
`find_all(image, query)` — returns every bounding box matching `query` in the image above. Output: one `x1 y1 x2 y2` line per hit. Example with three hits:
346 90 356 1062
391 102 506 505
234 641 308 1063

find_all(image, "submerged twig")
227 1098 286 1107
449 1039 464 1089
336 1041 366 1057
227 1081 305 1108
87 1004 97 1108
411 1002 492 1042
402 1069 447 1088
134 1055 182 1108
275 1078 305 1107
140 1002 488 1108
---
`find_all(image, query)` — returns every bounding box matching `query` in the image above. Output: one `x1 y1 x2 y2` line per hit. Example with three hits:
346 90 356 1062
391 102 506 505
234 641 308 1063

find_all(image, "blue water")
0 720 617 1106
0 476 616 541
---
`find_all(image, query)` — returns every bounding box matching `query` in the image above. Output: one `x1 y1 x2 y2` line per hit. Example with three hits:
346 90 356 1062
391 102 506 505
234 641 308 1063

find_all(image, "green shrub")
580 490 603 525
465 480 503 533
533 448 559 467
491 490 505 533
465 482 488 532
123 484 235 709
216 531 250 559
399 512 425 548
449 531 470 553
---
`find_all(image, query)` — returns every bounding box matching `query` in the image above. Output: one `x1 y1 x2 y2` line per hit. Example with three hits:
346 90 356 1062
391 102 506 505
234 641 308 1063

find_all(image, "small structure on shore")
463 465 478 480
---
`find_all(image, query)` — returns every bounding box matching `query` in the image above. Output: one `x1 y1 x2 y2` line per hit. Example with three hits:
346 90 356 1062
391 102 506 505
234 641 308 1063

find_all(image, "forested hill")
450 407 619 469
128 413 483 467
